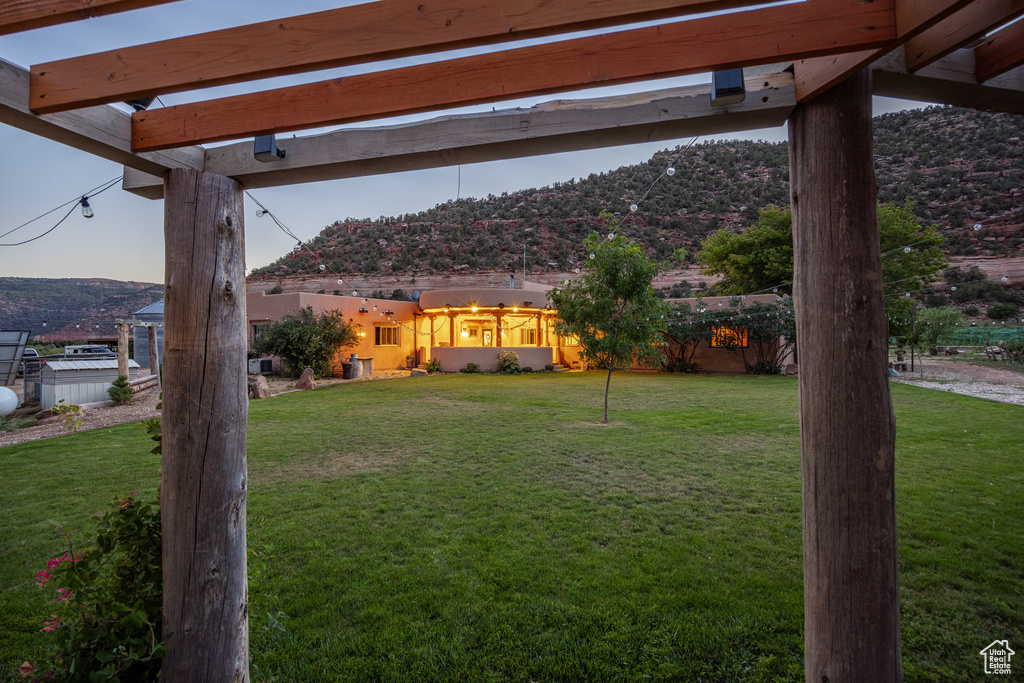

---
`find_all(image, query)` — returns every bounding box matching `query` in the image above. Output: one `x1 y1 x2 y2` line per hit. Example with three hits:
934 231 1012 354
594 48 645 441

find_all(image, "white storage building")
39 359 140 409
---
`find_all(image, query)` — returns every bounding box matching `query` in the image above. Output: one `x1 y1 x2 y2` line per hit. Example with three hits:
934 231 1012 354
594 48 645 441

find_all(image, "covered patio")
417 288 579 372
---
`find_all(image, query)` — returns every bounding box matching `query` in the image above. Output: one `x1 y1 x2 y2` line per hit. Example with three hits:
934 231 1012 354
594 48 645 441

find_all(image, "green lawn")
1 373 1021 681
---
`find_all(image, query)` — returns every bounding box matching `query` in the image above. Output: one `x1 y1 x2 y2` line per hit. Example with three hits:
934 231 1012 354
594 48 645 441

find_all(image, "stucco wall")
247 291 420 374
431 346 555 373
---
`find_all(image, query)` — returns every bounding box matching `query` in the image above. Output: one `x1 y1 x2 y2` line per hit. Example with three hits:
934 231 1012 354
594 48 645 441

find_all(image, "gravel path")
0 370 413 448
890 355 1024 406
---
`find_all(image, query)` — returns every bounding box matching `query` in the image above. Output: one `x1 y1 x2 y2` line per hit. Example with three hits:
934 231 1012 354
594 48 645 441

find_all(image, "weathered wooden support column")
117 322 130 378
162 169 249 683
148 325 159 374
788 68 901 682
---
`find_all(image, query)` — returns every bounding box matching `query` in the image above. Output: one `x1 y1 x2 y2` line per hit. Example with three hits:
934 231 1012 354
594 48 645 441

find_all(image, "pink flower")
35 571 50 586
119 491 138 509
45 553 82 571
55 588 70 602
18 661 34 677
40 615 59 632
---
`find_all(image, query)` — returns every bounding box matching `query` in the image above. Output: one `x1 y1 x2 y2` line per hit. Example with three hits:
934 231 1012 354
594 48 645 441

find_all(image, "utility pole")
523 242 526 288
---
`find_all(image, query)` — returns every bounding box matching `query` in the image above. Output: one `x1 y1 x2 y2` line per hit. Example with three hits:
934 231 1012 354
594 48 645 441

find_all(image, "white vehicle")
64 344 117 358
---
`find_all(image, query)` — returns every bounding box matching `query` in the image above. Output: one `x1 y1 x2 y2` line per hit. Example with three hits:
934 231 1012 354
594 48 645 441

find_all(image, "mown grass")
1 373 1020 681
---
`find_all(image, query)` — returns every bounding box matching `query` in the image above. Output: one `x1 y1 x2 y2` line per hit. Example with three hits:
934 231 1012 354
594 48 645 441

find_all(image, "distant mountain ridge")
249 105 1024 282
0 277 163 340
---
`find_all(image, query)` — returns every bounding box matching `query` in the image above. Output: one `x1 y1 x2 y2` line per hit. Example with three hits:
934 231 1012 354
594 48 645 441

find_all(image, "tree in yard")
696 203 948 311
662 301 713 373
916 306 964 353
549 232 671 423
252 306 360 378
709 298 796 374
696 205 794 295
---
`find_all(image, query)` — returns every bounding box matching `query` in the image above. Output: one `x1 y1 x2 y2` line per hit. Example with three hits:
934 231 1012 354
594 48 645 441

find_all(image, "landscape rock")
294 368 317 390
247 374 272 399
410 368 429 377
785 363 798 376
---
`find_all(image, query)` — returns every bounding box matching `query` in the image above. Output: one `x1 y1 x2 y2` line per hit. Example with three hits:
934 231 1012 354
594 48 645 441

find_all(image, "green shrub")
748 360 783 375
963 305 980 317
496 350 521 374
253 306 360 378
987 303 1018 319
54 400 82 432
462 363 480 374
544 364 554 372
664 356 702 373
424 358 441 374
267 285 283 295
107 375 133 405
522 367 533 373
25 493 165 682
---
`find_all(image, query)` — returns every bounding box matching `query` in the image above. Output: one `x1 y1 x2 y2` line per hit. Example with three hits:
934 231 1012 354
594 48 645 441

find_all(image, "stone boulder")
247 373 272 399
410 368 429 377
784 363 798 376
294 368 317 390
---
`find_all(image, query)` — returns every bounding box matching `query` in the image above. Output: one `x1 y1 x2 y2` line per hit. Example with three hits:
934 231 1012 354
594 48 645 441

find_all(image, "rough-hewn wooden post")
148 325 159 374
496 312 503 347
788 68 902 683
117 322 129 378
162 169 249 683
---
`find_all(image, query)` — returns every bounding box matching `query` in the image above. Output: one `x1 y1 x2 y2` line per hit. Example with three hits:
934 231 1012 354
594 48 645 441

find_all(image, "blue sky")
0 1 921 282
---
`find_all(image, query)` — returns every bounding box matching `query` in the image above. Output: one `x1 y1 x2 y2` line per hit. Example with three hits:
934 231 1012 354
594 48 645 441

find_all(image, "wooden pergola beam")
794 0 975 101
0 0 180 35
976 17 1024 81
873 48 1024 113
0 57 203 175
904 0 1024 72
130 0 893 152
122 72 796 200
29 0 766 115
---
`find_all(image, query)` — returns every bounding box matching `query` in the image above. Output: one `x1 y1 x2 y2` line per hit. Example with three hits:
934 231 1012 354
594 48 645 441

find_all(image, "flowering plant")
22 493 164 682
496 349 522 374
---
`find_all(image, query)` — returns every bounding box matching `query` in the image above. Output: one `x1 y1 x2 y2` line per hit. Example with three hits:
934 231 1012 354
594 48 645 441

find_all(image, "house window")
520 328 537 345
375 325 399 346
251 323 268 345
711 326 748 348
468 328 479 339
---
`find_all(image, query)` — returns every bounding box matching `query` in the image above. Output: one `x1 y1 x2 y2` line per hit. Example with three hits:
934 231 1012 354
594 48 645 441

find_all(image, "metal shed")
39 359 140 409
131 300 164 370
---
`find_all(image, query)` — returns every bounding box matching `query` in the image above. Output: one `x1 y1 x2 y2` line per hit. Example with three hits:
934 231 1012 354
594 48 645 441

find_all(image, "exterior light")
513 306 518 313
80 197 94 218
254 134 286 162
711 68 745 106
471 306 478 312
445 304 451 311
461 330 469 337
498 303 505 309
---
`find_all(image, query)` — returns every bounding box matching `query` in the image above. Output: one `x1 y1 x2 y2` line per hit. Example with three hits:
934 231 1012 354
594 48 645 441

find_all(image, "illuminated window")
520 328 537 345
468 328 479 339
375 325 399 346
711 326 748 348
565 334 581 346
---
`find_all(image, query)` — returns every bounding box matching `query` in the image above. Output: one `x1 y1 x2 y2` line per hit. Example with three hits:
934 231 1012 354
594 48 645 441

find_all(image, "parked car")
17 348 39 377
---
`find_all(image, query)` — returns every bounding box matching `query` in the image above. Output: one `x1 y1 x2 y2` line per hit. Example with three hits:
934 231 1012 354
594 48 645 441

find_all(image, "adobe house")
247 285 585 374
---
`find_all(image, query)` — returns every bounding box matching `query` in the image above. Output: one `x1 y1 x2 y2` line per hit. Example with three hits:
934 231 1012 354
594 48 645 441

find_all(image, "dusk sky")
0 1 921 283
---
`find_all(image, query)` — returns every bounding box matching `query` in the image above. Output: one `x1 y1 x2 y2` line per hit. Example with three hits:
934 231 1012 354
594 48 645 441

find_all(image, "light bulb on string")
666 167 676 176
629 204 638 213
951 286 957 291
607 233 614 240
773 288 778 293
319 264 326 271
905 292 911 297
973 224 982 230
903 247 911 253
589 253 596 260
80 197 94 219
1002 276 1009 282
337 279 343 285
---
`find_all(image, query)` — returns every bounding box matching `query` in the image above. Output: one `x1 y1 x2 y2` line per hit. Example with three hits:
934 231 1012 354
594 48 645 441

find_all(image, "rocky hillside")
0 278 163 340
249 106 1024 281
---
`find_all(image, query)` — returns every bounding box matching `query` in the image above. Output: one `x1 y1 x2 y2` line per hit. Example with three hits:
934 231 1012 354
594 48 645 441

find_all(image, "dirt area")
890 354 1024 405
0 370 413 449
